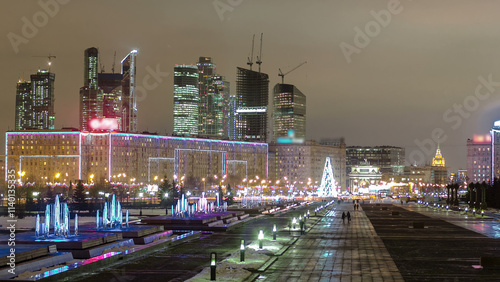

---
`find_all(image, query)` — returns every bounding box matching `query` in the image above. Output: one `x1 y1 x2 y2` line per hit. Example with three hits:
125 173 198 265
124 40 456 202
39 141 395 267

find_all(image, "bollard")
258 230 264 249
240 240 245 262
210 252 216 280
273 224 277 241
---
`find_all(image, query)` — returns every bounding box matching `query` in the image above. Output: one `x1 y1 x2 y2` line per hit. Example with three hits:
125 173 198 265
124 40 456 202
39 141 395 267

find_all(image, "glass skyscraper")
235 67 269 142
15 81 33 130
31 70 56 129
121 50 138 132
80 47 102 131
273 83 306 142
197 57 230 138
99 73 123 123
80 48 134 132
174 65 199 136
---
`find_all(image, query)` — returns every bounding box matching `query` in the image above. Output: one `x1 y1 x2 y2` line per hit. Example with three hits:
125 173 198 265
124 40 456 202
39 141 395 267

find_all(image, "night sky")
3 0 500 172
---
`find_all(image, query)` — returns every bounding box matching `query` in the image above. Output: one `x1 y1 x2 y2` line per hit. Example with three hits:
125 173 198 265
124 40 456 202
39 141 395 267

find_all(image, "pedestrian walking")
354 204 357 210
342 212 346 223
347 211 351 223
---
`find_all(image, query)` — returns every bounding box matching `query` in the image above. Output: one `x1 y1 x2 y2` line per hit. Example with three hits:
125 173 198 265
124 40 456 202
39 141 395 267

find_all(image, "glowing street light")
210 252 217 281
240 239 245 262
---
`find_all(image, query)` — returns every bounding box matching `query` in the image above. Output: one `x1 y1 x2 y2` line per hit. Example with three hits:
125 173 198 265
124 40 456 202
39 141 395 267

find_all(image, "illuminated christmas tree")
318 157 337 197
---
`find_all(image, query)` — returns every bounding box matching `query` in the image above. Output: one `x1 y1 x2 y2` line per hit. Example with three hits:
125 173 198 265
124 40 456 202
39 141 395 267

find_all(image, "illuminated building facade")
346 146 405 175
174 65 199 136
6 130 268 186
349 162 381 192
80 47 102 131
80 48 133 131
273 83 306 142
121 50 138 132
432 143 446 167
236 67 269 142
197 57 230 138
31 70 56 130
15 81 33 130
99 73 123 124
466 134 492 183
268 140 346 191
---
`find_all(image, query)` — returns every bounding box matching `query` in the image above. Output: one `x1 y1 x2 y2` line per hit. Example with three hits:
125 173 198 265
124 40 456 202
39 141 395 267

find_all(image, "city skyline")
4 1 500 172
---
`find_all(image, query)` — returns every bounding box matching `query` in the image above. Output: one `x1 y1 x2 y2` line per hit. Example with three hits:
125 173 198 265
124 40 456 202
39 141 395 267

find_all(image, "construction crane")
256 33 263 72
278 61 307 84
32 54 56 70
247 34 255 70
111 51 117 73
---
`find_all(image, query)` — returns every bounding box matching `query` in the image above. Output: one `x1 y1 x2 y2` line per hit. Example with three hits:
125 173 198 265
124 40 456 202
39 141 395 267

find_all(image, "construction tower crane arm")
278 61 307 84
256 33 263 72
247 34 255 70
32 54 56 66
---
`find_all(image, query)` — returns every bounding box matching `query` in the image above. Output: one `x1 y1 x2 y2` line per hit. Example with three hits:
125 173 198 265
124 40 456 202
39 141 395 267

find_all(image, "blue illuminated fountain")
172 194 227 218
97 194 128 230
35 195 75 238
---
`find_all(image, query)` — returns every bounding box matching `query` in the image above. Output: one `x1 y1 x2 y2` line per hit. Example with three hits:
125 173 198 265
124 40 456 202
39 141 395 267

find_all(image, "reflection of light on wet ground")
409 205 500 239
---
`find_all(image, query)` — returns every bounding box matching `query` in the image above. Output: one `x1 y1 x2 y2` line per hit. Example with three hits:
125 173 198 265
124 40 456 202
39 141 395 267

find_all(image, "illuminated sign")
236 107 267 113
277 130 305 144
90 118 118 131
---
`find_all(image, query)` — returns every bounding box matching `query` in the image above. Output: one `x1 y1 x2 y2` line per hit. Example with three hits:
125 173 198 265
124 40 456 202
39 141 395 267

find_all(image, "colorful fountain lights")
35 195 76 238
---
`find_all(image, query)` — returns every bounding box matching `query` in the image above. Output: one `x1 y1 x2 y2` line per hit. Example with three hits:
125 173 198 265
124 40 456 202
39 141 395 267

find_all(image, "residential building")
466 134 491 183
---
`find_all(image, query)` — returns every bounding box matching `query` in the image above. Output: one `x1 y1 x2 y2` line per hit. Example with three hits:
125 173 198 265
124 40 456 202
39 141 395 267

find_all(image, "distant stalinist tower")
432 143 446 167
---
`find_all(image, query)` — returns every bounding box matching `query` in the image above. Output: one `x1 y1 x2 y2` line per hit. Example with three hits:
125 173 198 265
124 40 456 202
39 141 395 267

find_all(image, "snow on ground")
186 228 303 281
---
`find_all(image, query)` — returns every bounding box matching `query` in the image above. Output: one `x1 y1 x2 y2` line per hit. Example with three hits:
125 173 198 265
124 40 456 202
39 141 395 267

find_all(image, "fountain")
98 194 123 230
35 195 76 238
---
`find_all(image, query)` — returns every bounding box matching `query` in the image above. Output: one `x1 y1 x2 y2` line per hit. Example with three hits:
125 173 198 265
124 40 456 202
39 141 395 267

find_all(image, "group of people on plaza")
341 211 351 223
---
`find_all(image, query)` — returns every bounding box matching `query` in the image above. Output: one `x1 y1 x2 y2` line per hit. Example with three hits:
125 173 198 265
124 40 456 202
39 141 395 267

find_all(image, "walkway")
402 203 500 239
257 202 404 281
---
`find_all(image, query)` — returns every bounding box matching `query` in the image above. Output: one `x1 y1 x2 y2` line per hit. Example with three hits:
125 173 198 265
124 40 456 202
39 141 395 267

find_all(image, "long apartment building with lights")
5 129 268 185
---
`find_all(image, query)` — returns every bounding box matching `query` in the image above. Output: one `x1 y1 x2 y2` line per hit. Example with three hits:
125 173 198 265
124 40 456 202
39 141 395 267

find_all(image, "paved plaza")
257 202 500 282
257 202 404 281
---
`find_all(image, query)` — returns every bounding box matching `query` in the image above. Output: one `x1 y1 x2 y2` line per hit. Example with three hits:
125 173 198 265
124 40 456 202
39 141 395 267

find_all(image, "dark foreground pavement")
363 203 500 281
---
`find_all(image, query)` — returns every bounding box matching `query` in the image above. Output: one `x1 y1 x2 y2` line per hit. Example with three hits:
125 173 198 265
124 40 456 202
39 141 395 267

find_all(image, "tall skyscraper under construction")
235 67 269 142
273 83 306 142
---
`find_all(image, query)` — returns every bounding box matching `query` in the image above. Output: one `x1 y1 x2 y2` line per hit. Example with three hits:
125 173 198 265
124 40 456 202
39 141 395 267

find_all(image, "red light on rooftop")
472 134 491 143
